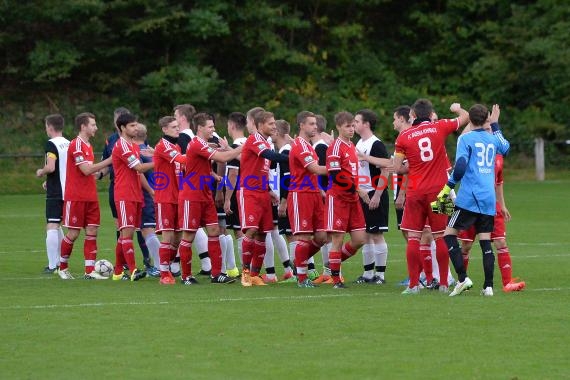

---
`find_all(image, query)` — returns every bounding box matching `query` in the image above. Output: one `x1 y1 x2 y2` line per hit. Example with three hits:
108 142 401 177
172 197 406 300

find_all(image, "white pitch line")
0 293 381 310
1 288 568 310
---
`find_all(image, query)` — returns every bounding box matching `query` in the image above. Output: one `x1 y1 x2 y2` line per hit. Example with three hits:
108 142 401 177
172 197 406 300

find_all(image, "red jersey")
394 118 459 195
65 137 98 202
239 132 271 194
289 137 320 193
326 138 359 202
495 154 504 186
112 136 143 202
179 136 217 202
154 137 183 204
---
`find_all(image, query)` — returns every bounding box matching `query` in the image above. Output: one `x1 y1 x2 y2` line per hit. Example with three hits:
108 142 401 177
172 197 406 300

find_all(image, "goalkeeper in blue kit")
431 104 510 297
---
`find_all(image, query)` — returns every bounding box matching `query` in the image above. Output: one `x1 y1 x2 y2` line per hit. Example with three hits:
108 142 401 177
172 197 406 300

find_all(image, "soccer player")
238 110 289 286
133 123 161 276
223 112 248 277
153 116 187 285
288 111 330 287
58 112 112 280
178 112 243 284
174 103 211 276
311 114 333 283
436 104 510 296
391 99 469 294
458 151 526 292
391 106 412 238
111 112 154 281
174 103 197 154
354 109 391 284
36 114 69 274
325 111 367 289
262 119 295 283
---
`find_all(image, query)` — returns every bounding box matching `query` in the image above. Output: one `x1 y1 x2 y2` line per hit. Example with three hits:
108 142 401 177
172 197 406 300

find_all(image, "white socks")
264 233 275 269
270 229 290 263
46 229 61 269
224 234 236 270
144 233 161 268
362 243 375 278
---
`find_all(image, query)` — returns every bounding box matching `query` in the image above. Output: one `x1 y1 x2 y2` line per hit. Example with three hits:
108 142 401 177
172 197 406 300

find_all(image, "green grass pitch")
1 180 569 379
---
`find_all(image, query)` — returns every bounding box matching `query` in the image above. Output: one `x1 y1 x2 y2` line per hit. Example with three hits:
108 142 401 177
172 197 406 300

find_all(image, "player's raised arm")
489 104 510 156
450 102 470 127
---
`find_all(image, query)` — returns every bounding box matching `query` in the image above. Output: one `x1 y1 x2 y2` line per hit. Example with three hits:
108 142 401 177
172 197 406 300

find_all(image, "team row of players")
37 100 525 292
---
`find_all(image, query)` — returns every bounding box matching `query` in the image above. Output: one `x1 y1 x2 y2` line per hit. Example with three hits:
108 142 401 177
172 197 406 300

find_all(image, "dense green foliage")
1 0 569 156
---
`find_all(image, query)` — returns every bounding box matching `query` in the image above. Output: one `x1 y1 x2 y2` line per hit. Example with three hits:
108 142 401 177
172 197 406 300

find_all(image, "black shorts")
448 207 494 234
141 195 156 229
108 183 118 218
360 190 389 234
226 192 241 230
46 198 63 223
272 204 279 224
278 216 291 236
395 208 404 230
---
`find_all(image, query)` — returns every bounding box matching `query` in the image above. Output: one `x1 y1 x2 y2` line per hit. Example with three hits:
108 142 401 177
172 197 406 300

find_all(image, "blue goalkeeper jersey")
449 128 510 215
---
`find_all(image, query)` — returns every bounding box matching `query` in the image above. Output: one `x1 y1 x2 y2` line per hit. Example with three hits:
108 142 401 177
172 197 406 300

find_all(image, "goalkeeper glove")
431 198 455 216
431 183 455 216
436 184 453 203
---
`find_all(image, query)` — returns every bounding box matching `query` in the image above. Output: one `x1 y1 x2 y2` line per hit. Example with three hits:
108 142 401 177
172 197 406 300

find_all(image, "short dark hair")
193 112 214 129
159 116 176 129
412 98 434 119
75 112 95 132
394 105 411 120
228 112 246 130
115 113 138 131
315 114 327 133
296 111 316 126
469 104 488 127
334 111 354 127
45 114 64 132
254 111 274 127
356 109 377 130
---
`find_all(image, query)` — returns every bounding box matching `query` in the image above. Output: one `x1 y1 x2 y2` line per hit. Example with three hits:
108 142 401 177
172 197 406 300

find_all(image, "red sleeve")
299 147 317 168
119 141 140 169
326 143 340 172
254 140 270 157
437 118 460 135
156 143 181 164
495 154 504 185
394 134 405 157
195 142 217 160
72 141 89 166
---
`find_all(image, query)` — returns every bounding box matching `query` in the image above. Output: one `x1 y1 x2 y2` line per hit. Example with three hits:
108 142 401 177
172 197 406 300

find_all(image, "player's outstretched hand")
489 104 500 125
449 103 461 113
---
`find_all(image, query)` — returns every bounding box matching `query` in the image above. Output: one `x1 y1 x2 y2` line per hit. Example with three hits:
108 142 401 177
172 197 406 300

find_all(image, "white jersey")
48 136 70 199
180 128 195 139
225 136 247 177
356 135 381 192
